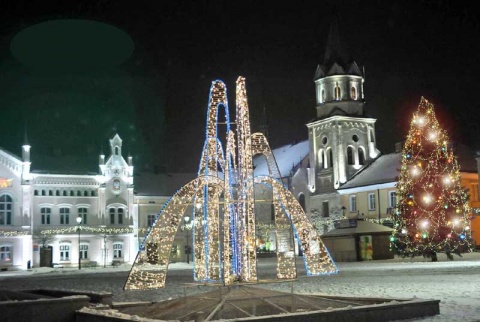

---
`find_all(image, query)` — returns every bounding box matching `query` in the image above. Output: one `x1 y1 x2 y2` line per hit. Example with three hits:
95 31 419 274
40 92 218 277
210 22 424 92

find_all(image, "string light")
124 77 337 290
391 97 474 256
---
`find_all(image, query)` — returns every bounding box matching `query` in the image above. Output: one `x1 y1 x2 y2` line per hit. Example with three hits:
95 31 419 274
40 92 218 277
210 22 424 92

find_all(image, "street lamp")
76 216 82 270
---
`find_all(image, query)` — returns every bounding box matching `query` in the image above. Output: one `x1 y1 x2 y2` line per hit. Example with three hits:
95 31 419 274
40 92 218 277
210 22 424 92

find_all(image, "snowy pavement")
1 252 479 322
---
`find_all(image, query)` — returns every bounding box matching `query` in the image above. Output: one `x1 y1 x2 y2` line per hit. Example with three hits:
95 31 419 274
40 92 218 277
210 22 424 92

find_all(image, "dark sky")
0 1 479 174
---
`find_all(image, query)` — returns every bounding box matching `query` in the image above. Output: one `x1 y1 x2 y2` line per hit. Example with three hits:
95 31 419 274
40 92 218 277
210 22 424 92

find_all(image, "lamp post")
76 216 82 270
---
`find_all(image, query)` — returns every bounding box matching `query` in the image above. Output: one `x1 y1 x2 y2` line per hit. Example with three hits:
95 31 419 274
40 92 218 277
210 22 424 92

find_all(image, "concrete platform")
78 285 440 322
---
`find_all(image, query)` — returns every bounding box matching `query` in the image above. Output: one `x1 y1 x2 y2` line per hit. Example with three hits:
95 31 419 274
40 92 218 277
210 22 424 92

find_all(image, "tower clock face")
113 169 120 176
113 178 121 191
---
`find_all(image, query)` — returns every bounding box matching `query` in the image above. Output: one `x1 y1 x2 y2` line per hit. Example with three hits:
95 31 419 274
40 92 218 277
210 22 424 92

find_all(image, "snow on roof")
339 152 402 190
253 140 309 178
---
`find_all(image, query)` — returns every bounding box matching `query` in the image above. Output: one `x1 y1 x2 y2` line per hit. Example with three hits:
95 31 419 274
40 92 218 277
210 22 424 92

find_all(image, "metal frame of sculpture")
124 76 337 290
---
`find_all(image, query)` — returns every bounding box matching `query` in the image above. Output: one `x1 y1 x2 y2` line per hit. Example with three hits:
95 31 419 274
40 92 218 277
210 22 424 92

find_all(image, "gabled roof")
338 152 402 190
253 140 309 178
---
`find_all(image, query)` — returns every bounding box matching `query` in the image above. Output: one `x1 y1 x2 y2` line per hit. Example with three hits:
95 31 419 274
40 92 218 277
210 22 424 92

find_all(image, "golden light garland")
391 97 474 256
124 77 337 291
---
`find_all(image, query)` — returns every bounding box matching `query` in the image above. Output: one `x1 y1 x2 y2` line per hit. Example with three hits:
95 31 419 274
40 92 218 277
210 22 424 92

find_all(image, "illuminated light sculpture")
124 77 337 290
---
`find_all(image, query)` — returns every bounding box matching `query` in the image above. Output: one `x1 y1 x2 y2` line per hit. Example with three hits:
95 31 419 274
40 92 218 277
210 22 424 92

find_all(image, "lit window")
78 208 88 225
59 244 70 261
41 207 51 225
0 195 13 225
347 147 354 165
147 214 156 227
118 208 124 224
0 246 11 263
388 191 397 208
110 208 115 224
60 207 70 225
349 195 357 212
80 243 89 259
368 193 376 211
335 82 341 100
351 86 357 100
113 243 123 258
358 148 365 165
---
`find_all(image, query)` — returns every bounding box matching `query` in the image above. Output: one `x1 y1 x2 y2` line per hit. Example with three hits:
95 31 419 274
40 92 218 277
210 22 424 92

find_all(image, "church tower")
307 20 380 196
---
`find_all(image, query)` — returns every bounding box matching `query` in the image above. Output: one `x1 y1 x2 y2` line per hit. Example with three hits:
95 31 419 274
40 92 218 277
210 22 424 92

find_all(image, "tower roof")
315 17 363 79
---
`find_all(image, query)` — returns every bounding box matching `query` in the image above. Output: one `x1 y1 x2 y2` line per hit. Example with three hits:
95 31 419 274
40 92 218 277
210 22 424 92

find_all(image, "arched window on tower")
318 149 324 169
370 129 375 142
347 147 354 165
322 89 325 102
115 147 119 155
351 86 357 100
328 149 333 168
358 148 365 165
335 82 341 100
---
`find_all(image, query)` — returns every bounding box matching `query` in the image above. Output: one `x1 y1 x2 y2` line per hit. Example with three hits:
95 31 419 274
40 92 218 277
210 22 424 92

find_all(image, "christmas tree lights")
391 97 474 258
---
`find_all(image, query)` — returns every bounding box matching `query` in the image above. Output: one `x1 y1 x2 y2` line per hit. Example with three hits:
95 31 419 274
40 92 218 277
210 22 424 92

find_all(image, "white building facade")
0 134 156 270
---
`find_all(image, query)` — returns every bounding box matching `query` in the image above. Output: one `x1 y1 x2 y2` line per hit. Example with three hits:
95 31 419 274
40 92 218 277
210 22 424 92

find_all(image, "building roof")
339 152 402 190
339 142 477 191
321 220 394 237
253 140 309 178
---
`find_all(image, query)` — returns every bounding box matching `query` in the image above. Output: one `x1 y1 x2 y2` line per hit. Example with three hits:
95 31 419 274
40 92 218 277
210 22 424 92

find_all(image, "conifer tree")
391 97 474 260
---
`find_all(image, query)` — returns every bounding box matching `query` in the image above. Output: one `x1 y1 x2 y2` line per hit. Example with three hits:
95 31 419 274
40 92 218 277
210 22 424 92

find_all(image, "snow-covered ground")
1 252 480 322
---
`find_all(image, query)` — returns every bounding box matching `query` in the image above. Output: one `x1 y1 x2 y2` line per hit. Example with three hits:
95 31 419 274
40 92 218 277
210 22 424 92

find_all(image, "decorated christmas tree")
391 97 474 260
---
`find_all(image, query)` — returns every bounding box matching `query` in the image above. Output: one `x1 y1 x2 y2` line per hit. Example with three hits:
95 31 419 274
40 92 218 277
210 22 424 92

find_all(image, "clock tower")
98 134 134 226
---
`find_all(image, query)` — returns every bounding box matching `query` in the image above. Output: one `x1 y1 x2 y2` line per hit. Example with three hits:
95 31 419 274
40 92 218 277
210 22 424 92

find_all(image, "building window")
78 208 88 225
109 208 115 224
347 147 354 165
34 190 38 196
0 194 13 225
335 82 341 100
349 195 357 212
77 191 82 196
63 191 67 196
113 243 123 259
0 245 11 263
328 149 333 168
388 191 397 208
147 214 156 227
60 207 70 225
91 191 96 197
59 244 70 261
118 208 124 224
41 207 51 225
49 190 53 196
322 201 329 217
80 243 88 259
298 194 306 212
84 191 88 196
70 191 74 197
368 193 376 211
56 190 60 196
321 89 325 102
358 148 365 165
42 190 46 196
351 86 357 100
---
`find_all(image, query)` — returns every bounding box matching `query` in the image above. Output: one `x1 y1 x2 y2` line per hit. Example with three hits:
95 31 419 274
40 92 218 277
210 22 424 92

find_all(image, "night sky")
0 1 479 174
